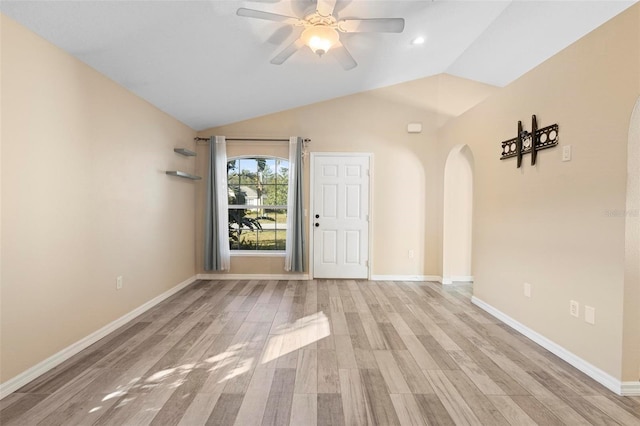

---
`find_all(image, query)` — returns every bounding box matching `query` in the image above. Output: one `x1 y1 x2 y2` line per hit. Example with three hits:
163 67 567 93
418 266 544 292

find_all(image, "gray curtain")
285 137 306 272
204 136 230 271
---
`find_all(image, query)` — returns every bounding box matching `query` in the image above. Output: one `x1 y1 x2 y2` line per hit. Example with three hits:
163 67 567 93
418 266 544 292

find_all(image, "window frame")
227 155 289 256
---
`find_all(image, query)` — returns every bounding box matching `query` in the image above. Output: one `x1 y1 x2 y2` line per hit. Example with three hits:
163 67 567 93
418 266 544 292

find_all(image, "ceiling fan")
237 0 405 70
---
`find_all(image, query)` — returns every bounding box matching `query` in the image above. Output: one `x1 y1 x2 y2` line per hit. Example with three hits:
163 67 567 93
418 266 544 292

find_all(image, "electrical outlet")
570 300 579 317
523 282 531 298
585 306 595 325
116 276 123 290
408 250 414 259
562 145 572 162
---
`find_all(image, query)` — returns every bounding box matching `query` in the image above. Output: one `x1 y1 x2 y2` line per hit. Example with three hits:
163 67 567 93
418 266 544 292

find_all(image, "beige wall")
0 15 197 382
623 97 640 380
196 85 445 276
437 5 640 381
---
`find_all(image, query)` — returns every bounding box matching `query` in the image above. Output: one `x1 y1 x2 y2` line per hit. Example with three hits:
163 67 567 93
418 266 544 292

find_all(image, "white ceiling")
1 0 636 130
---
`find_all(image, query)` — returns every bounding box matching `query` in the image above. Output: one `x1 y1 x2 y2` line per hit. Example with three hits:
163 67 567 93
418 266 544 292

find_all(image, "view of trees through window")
227 157 289 251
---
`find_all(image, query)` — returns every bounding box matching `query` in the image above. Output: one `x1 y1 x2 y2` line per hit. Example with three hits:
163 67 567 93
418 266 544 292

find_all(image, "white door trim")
309 152 373 280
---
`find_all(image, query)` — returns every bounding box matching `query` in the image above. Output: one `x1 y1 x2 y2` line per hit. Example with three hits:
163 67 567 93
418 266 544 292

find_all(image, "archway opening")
442 144 474 285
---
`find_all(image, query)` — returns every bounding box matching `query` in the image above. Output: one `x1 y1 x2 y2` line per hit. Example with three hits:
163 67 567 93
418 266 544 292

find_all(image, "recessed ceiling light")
411 36 425 45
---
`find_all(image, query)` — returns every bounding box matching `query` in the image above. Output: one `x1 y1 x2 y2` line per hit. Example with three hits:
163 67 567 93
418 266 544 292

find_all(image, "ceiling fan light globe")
302 26 339 56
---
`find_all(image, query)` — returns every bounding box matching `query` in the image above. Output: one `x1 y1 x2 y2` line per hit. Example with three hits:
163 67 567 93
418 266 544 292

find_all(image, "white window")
227 157 289 252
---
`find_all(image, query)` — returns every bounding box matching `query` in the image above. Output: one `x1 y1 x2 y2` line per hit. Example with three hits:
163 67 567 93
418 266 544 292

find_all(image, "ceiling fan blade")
331 41 357 70
339 18 405 33
316 0 338 17
237 8 302 25
271 38 306 65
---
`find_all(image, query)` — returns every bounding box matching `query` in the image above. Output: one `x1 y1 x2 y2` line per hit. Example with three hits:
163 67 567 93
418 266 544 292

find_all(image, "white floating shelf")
174 148 197 156
166 171 201 180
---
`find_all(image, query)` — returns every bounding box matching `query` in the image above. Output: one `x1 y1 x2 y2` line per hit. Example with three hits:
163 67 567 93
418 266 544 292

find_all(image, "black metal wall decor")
500 115 559 167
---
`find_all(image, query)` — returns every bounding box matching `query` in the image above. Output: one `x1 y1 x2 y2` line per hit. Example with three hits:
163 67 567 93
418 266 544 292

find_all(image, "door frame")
309 152 374 280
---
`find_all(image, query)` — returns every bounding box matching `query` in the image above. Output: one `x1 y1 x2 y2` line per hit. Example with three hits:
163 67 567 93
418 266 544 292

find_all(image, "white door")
312 154 370 279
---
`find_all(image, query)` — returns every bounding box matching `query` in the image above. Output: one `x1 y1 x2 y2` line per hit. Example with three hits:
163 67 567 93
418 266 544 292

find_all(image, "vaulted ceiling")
1 1 636 130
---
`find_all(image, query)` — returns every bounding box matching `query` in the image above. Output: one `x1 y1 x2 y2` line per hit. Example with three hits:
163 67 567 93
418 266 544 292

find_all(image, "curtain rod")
194 137 310 143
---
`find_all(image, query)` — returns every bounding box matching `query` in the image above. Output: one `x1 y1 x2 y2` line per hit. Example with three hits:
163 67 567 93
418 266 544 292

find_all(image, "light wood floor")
2 280 639 425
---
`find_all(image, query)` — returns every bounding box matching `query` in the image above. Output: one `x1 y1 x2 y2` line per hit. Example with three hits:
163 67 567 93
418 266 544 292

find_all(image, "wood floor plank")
95 386 175 426
379 322 408 350
390 393 429 426
373 350 411 394
294 349 317 394
442 369 509 425
7 367 103 425
233 367 275 426
149 368 209 426
333 335 358 369
5 279 638 426
256 281 278 304
350 288 371 313
177 393 221 426
391 350 435 394
246 303 279 323
317 350 341 393
487 395 537 426
529 370 620 425
360 368 401 425
338 369 368 425
399 333 440 370
328 311 349 336
0 393 25 411
261 368 295 426
360 315 388 350
0 393 48 424
425 369 481 426
303 281 318 317
222 348 264 394
413 393 456 426
387 312 416 336
317 393 345 426
19 321 150 395
275 349 299 369
448 350 505 395
601 393 640 418
510 395 565 425
329 296 344 313
205 393 243 426
290 394 317 426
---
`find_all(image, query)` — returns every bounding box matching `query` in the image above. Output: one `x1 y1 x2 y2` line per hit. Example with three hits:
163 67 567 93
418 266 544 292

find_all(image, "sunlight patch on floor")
261 311 330 364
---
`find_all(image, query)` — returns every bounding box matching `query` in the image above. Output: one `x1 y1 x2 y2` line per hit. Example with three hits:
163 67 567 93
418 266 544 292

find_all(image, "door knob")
315 223 319 227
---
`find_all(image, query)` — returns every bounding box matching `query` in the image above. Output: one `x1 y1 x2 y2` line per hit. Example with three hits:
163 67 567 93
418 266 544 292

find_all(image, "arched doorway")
442 145 474 285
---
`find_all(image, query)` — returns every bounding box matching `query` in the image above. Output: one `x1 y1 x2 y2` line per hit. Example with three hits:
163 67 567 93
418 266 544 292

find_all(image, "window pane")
228 207 287 251
276 159 289 184
228 156 288 251
228 184 258 205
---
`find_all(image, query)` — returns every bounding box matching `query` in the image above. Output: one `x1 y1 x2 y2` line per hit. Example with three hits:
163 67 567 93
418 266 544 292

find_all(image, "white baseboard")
471 296 639 396
0 275 198 399
370 275 442 282
197 273 310 281
442 276 474 285
621 381 640 396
